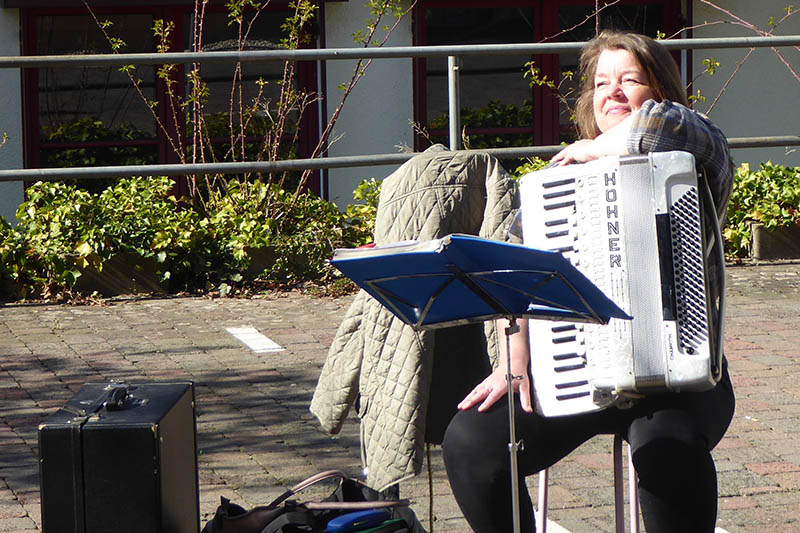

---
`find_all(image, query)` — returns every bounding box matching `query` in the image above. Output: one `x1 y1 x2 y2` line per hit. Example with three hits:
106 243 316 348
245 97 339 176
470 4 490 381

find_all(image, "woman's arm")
551 100 733 220
550 114 635 166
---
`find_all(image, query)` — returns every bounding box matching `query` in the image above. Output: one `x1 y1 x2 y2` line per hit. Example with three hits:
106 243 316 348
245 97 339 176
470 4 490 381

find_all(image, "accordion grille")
670 188 709 355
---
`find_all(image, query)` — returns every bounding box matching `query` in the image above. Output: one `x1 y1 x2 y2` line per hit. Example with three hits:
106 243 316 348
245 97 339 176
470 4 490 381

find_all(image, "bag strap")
291 470 349 493
267 470 348 508
267 471 410 511
304 500 410 511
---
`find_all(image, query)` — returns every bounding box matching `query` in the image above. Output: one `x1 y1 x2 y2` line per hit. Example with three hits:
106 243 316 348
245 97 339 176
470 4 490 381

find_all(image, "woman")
442 30 735 533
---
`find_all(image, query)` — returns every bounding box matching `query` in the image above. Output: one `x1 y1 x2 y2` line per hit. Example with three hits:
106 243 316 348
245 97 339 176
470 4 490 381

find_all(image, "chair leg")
538 437 639 533
613 434 641 533
627 441 640 533
536 468 548 533
613 435 625 533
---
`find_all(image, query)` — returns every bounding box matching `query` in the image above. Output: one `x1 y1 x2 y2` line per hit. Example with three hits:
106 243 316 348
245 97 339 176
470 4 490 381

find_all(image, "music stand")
330 233 629 533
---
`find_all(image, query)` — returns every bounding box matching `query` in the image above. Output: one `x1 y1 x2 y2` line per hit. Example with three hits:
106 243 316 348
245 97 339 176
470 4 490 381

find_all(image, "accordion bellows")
520 151 724 417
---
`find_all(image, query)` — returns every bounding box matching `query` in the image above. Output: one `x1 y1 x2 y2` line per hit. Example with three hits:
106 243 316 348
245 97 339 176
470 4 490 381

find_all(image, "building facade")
0 0 798 222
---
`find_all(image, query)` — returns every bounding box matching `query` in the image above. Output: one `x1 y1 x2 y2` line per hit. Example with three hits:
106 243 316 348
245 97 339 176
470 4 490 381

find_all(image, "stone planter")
750 222 800 260
74 252 166 297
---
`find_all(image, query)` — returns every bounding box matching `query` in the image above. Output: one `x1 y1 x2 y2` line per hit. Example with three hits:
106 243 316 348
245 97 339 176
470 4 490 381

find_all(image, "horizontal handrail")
1 35 799 68
1 35 799 183
1 137 798 182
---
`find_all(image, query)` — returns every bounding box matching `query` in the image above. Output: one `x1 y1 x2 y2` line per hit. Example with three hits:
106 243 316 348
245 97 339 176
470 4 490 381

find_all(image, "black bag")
202 470 426 533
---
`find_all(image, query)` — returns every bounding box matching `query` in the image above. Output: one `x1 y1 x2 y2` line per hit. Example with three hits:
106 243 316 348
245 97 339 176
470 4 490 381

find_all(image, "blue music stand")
330 233 629 533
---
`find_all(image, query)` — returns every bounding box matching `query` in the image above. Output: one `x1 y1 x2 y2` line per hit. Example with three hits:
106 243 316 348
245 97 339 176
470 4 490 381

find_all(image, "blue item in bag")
326 509 392 532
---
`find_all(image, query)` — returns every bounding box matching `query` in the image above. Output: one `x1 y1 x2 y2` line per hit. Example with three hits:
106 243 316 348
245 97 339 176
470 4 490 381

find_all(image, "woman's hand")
458 365 532 413
550 139 598 166
458 318 533 413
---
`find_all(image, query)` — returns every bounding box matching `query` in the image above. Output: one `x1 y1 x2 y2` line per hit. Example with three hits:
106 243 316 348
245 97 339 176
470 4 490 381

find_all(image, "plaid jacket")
627 99 734 222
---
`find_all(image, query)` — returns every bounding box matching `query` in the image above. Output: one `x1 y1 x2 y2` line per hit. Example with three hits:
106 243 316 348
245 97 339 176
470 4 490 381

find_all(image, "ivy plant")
0 175 380 301
724 161 800 257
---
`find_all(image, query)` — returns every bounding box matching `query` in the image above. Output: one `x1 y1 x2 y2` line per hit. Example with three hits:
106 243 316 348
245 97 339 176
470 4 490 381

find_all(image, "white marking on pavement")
227 327 285 353
542 519 571 532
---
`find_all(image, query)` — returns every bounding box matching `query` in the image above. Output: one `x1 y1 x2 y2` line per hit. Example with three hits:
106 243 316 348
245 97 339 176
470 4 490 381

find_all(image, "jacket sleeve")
627 99 734 222
310 290 366 434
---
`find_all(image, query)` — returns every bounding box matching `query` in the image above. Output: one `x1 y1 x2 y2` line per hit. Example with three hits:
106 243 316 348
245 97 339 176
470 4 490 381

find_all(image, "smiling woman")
443 30 737 533
549 30 692 166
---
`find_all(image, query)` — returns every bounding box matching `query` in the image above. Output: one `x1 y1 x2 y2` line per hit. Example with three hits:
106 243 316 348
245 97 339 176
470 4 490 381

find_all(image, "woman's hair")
574 30 689 139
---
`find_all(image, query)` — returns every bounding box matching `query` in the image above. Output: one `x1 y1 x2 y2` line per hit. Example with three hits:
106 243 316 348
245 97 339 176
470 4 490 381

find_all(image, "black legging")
442 361 735 533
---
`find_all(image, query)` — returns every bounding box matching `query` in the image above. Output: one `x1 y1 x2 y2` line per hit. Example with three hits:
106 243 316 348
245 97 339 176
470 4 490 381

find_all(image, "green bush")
1 182 104 299
42 118 157 194
9 157 796 302
342 178 382 246
724 162 800 257
510 157 550 179
0 176 379 301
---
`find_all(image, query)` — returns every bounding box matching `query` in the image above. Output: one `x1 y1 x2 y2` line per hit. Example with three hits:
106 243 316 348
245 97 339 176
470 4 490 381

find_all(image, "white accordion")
519 151 724 417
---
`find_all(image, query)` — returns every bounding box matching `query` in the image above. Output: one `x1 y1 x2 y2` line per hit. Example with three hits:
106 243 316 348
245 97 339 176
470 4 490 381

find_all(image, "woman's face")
592 48 656 133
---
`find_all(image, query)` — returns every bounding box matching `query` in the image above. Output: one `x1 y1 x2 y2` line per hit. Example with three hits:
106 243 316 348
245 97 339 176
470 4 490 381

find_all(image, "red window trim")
20 4 323 195
412 0 683 151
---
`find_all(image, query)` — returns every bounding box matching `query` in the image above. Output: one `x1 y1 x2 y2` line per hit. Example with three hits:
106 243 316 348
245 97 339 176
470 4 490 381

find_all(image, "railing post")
448 55 461 151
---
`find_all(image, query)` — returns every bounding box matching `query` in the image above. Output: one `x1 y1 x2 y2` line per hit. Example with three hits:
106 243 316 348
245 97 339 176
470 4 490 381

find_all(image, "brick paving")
1 260 799 532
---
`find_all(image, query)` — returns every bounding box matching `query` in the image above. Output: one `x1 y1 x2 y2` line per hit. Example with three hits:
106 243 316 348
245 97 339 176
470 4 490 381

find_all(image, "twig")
82 0 184 161
292 0 419 199
539 0 622 43
707 48 753 113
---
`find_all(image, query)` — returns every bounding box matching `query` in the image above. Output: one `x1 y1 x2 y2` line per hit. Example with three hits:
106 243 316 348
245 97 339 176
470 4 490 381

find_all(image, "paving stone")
1 261 800 531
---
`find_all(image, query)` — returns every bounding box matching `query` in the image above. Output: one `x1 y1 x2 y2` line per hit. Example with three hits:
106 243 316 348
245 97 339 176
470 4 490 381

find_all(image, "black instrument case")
38 381 199 533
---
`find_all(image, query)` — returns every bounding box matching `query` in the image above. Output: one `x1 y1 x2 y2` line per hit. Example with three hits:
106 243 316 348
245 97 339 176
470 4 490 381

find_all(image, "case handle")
102 385 130 411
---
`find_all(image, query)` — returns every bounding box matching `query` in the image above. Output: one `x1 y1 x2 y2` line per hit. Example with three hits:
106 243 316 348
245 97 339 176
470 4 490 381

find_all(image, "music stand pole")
505 317 523 533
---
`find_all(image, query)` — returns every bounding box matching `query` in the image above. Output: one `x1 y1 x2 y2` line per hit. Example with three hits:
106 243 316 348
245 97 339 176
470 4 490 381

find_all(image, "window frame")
19 3 322 194
412 0 682 150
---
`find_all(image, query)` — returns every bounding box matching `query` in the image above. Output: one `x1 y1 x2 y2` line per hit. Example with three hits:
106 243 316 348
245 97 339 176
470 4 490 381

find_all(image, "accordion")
519 151 724 417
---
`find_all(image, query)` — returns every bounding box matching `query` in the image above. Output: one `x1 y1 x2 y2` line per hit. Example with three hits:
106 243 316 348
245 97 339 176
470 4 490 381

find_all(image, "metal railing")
1 35 799 182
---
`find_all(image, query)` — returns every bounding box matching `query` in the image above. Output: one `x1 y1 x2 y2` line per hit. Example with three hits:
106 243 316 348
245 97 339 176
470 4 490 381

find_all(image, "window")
181 10 305 161
415 2 540 151
21 4 320 193
553 1 679 143
413 0 681 155
28 11 160 187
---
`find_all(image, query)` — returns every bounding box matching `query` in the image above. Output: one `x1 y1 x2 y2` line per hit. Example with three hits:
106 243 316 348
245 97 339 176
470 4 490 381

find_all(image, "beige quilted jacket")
310 147 519 491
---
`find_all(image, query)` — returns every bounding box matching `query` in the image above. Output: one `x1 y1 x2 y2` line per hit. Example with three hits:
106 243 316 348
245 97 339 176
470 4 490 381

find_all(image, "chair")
535 435 640 533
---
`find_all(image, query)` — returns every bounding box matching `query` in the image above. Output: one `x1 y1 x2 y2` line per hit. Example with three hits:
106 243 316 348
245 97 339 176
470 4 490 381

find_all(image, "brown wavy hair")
574 30 689 139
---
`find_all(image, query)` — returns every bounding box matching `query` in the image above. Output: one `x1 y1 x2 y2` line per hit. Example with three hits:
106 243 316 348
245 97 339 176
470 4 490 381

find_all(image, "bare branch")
540 0 622 42
699 1 800 70
82 0 184 162
707 48 753 113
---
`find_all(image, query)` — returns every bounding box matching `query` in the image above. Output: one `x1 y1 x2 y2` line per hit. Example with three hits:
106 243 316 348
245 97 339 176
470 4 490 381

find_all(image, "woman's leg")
629 408 720 532
443 396 611 533
443 363 733 532
628 364 735 533
443 399 536 533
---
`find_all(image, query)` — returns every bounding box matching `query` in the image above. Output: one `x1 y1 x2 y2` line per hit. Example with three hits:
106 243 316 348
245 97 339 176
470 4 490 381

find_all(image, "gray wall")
691 0 800 168
0 9 23 225
322 1 414 208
